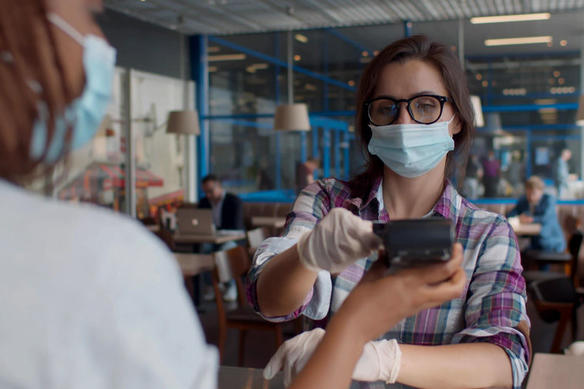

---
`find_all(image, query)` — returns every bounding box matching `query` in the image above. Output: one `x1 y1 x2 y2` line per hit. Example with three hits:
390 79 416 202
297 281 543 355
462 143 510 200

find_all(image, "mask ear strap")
47 13 85 46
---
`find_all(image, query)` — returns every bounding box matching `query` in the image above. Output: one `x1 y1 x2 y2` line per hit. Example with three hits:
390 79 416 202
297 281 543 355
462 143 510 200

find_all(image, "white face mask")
367 118 455 178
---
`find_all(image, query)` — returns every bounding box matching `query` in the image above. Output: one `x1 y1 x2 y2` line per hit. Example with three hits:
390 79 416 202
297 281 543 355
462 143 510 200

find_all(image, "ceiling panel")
104 0 584 35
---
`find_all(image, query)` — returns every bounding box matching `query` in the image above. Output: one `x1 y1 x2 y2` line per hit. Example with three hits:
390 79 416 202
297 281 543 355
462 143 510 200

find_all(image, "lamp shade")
274 104 311 131
470 95 484 127
576 95 584 125
166 110 200 135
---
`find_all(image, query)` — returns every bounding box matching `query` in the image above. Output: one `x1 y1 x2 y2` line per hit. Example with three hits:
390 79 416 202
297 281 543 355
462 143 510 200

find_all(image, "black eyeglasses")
365 94 449 125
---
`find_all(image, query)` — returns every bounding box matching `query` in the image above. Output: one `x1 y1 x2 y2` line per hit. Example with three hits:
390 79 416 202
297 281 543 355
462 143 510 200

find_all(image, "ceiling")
104 0 584 35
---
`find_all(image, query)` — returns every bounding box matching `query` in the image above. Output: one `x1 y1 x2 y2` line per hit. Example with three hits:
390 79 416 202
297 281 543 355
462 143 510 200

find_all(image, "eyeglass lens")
368 95 443 125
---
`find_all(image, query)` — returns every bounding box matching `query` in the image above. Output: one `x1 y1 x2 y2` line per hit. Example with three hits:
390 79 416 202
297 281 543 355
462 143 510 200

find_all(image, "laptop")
176 208 216 235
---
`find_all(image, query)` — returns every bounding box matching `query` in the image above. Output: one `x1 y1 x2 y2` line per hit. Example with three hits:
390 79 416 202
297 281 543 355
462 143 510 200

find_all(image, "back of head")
0 0 79 183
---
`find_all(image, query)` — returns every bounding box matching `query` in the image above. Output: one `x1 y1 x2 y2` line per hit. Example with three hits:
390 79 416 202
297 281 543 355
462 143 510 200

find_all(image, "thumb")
263 343 287 380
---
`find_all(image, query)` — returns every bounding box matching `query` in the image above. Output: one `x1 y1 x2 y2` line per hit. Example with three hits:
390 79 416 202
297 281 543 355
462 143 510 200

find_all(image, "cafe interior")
31 0 584 387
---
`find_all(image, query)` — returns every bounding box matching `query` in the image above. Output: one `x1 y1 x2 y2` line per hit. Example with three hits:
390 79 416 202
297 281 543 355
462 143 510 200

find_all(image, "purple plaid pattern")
247 177 530 388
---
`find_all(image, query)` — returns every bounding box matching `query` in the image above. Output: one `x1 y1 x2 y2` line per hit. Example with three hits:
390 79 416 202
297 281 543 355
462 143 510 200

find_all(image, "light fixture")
470 13 550 24
274 104 310 131
274 31 310 132
294 33 308 43
470 96 484 127
485 36 552 46
576 96 584 125
207 53 246 61
166 110 200 135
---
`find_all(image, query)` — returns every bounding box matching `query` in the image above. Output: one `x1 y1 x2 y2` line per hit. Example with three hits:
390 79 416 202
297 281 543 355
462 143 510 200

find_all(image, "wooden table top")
251 216 286 228
173 231 246 244
511 222 542 236
173 253 214 276
526 353 584 389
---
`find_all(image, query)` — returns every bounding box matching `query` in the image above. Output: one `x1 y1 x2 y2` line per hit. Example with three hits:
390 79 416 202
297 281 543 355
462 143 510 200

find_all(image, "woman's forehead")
375 60 448 98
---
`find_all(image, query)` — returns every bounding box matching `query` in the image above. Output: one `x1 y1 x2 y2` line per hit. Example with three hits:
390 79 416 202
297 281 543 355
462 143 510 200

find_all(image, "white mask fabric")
367 118 455 178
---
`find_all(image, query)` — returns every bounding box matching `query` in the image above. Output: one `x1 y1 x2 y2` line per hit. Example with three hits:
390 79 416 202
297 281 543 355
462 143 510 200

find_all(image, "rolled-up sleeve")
451 217 530 388
246 181 335 322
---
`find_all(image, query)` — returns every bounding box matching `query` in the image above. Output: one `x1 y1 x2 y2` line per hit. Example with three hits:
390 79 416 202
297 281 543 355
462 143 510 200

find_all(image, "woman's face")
46 0 105 98
373 59 461 136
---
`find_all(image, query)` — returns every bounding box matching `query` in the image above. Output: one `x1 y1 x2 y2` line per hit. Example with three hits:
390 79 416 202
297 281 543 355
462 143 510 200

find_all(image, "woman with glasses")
0 2 467 389
250 35 530 388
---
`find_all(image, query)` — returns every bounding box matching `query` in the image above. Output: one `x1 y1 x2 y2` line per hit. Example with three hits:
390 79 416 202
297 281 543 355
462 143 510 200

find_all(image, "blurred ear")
450 115 462 136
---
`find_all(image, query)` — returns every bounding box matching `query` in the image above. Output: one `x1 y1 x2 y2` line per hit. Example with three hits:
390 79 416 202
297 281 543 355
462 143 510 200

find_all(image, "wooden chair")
528 230 583 353
211 246 283 365
246 227 266 257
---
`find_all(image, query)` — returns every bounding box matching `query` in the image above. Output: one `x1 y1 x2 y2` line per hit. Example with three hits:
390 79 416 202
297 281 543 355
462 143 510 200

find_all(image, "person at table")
482 149 501 197
199 174 244 232
507 175 565 253
198 174 244 301
0 3 468 388
554 148 572 199
249 35 530 389
295 157 320 194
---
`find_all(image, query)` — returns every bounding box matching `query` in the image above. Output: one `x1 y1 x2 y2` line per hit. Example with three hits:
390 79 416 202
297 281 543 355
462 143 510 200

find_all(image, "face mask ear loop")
47 13 85 46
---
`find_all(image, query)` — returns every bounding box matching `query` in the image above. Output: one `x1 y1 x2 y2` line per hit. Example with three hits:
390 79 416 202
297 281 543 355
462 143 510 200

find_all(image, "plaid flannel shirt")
247 177 530 388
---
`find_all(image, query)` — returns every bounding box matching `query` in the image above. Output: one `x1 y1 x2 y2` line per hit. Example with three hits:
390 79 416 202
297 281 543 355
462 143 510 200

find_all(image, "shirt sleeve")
93 225 218 389
451 216 530 388
246 180 334 322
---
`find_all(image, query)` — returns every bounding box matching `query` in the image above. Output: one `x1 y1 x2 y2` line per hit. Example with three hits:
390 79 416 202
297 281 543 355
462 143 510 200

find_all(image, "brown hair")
525 175 545 191
0 0 76 184
348 35 474 200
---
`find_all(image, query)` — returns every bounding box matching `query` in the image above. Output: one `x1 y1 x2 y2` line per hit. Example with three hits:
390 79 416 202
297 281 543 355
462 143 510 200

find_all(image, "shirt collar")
431 180 463 221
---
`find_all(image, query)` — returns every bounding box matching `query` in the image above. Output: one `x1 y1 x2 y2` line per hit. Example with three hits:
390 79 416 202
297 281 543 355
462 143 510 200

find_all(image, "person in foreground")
507 175 565 253
250 35 530 389
0 2 466 388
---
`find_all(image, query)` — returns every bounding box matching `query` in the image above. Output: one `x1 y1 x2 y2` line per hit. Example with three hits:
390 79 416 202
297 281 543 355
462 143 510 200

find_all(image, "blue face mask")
367 118 455 178
31 13 116 162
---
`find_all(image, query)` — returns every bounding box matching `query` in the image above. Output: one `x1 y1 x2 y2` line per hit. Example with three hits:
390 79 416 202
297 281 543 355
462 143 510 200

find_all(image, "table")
173 253 214 276
509 217 542 236
218 366 284 389
173 231 246 245
526 353 584 389
251 216 287 229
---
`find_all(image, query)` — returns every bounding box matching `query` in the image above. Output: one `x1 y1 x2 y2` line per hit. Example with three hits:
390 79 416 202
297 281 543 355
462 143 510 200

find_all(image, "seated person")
199 174 244 233
199 174 244 301
507 175 566 253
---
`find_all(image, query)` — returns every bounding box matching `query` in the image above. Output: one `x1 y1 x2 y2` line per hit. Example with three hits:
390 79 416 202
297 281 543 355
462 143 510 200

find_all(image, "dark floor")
196 289 584 369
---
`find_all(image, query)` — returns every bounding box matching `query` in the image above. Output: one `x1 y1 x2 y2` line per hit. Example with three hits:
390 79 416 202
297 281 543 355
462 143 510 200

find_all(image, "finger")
362 231 383 251
361 260 386 283
417 243 463 284
425 266 467 304
263 343 287 380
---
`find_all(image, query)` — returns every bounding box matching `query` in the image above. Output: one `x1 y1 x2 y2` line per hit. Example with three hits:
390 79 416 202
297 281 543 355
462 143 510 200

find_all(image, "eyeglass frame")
364 94 449 125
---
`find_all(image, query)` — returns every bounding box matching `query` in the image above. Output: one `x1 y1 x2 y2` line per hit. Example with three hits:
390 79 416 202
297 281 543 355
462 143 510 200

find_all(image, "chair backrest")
212 246 251 307
568 230 584 283
246 227 266 249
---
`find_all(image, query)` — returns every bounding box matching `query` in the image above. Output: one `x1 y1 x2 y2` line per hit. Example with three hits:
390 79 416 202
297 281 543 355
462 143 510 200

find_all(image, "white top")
0 180 217 389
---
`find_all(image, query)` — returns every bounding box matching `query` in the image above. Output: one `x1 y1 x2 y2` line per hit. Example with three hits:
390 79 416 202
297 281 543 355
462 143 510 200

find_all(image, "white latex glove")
263 328 326 387
263 328 401 387
352 339 402 384
297 207 382 273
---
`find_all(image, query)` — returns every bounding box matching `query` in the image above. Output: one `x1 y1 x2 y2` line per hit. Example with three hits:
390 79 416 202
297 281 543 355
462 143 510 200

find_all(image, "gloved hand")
263 328 326 387
352 338 401 384
263 328 402 387
297 207 382 273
